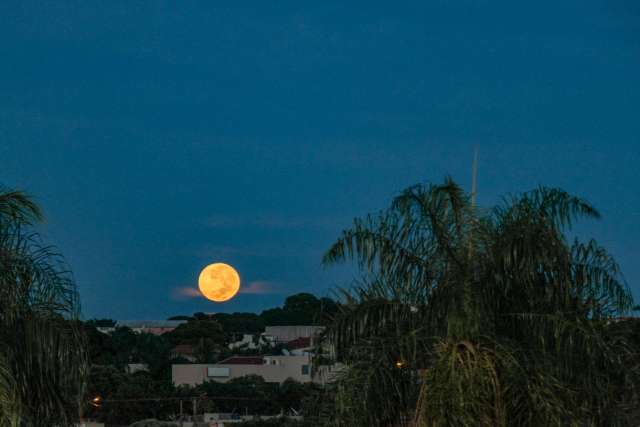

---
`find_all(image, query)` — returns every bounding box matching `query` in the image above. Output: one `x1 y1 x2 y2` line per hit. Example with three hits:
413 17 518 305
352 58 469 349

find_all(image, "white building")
172 355 312 386
227 334 272 351
96 320 186 335
262 326 323 344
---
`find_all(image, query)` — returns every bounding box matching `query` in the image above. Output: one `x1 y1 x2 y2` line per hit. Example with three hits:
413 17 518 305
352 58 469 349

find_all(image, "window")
301 365 310 375
207 367 230 377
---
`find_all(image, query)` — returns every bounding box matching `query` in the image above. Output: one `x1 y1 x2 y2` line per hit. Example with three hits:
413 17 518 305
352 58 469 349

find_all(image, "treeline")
89 292 338 337
170 292 339 331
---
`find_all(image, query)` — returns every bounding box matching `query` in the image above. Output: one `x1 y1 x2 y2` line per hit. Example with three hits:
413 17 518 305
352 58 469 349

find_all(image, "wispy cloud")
240 281 279 295
170 286 203 301
170 280 281 301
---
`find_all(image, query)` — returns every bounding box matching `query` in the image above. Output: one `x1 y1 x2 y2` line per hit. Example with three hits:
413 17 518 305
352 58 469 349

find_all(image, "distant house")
228 333 272 351
219 356 265 365
262 325 323 344
286 337 311 350
117 320 186 335
170 344 196 362
285 337 313 356
172 355 313 386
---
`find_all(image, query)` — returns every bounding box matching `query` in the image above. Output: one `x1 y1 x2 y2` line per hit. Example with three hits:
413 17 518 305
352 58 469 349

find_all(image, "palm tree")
321 178 638 426
0 189 87 426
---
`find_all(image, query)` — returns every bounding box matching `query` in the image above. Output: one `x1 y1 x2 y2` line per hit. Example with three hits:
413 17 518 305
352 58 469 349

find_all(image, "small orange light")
395 360 405 369
90 396 102 407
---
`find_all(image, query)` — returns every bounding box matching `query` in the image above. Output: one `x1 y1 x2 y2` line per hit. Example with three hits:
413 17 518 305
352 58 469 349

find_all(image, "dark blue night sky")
1 1 639 319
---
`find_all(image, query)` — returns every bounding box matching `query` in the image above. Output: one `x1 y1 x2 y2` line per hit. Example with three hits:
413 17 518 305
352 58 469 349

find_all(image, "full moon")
198 263 241 302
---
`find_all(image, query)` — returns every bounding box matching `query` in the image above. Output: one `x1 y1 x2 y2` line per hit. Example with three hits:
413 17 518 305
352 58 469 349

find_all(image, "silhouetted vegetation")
321 179 639 426
0 189 87 426
5 181 640 427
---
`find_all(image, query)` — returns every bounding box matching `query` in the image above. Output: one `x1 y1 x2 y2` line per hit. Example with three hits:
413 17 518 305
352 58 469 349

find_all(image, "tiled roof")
286 337 311 350
218 356 264 365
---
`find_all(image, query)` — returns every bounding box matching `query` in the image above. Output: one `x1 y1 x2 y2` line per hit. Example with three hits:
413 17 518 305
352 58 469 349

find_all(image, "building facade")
172 355 312 386
262 326 323 344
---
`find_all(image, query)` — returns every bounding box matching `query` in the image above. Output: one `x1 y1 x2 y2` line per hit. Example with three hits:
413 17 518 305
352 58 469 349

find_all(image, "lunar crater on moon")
198 263 240 302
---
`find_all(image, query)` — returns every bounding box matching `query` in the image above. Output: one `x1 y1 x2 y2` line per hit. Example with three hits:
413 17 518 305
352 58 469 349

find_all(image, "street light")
89 395 102 408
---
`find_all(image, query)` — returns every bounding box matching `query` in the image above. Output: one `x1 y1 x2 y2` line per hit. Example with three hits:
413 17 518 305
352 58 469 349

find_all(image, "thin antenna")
471 146 479 207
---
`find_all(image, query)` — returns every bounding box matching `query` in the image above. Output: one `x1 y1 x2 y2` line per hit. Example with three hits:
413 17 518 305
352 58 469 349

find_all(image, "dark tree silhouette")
322 179 637 426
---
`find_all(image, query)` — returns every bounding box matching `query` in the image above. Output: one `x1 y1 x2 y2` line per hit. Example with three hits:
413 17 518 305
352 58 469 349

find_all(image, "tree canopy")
260 293 338 326
0 189 87 426
321 179 638 426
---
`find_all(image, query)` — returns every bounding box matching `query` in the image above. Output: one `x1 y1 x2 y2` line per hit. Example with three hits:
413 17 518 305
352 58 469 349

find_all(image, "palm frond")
319 179 636 426
0 189 86 426
0 190 43 226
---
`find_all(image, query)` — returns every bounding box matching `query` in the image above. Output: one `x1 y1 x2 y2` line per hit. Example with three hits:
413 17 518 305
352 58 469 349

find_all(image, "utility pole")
192 397 197 419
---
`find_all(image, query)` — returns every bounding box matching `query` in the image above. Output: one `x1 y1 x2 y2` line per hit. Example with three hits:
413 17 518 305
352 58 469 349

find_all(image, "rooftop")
218 356 264 365
287 337 312 350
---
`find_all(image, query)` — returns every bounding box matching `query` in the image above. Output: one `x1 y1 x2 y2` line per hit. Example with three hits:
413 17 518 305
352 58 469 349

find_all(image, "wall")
172 356 312 386
263 326 323 343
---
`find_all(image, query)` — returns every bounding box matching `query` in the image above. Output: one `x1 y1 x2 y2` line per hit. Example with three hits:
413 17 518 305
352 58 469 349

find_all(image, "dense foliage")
0 190 87 426
260 293 338 326
321 179 639 426
84 369 319 426
170 293 338 331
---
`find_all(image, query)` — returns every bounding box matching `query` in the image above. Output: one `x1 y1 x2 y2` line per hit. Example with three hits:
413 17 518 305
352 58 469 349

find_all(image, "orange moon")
198 263 241 302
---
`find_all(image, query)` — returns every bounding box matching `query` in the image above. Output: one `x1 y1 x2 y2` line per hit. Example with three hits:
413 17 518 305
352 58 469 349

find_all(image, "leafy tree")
92 371 176 425
164 319 225 347
299 383 335 427
86 365 126 400
318 298 339 325
109 326 141 368
83 323 117 366
283 293 319 314
322 179 638 426
136 332 172 379
167 315 193 321
85 325 172 380
196 374 278 415
276 379 308 413
212 312 265 338
114 372 175 421
259 293 338 326
259 307 290 326
0 189 87 426
193 337 220 363
84 365 126 422
192 312 213 321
